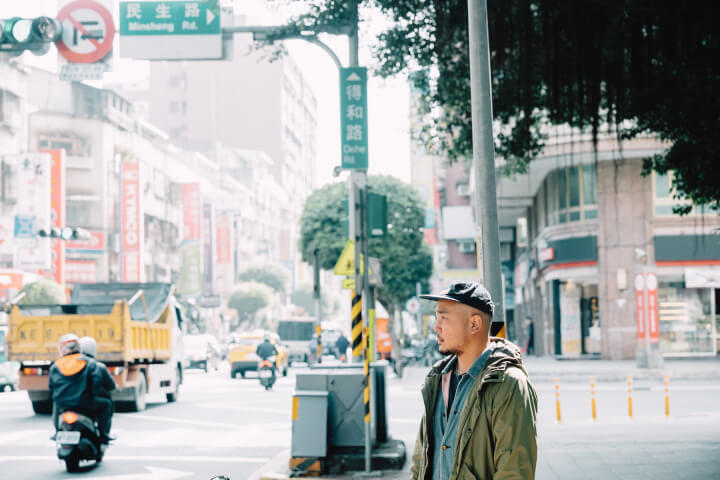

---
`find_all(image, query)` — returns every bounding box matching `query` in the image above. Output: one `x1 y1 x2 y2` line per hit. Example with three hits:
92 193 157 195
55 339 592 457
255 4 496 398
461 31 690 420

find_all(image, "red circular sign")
56 0 115 64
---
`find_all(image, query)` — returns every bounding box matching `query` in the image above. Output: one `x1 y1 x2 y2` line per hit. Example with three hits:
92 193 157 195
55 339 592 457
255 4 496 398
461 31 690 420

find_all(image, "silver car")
0 361 19 392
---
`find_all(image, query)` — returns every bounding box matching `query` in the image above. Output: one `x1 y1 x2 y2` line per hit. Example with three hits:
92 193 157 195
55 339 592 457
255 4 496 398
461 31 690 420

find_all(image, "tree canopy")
228 281 273 327
20 279 66 305
271 0 718 212
238 263 290 294
299 175 433 310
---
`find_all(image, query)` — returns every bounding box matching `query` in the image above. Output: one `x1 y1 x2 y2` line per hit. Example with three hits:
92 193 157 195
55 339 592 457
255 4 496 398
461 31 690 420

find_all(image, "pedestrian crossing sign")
333 239 364 276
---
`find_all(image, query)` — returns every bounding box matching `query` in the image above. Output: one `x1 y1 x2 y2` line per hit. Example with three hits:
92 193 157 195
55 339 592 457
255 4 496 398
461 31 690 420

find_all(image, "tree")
290 282 338 317
20 279 66 305
238 263 290 294
299 175 433 312
228 282 273 328
269 0 719 212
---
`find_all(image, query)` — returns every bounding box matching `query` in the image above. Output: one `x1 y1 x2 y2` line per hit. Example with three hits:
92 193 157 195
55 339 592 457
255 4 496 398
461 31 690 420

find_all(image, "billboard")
180 183 202 296
202 202 215 296
216 214 232 264
182 183 201 240
42 150 66 285
15 153 52 271
66 260 97 284
121 162 142 282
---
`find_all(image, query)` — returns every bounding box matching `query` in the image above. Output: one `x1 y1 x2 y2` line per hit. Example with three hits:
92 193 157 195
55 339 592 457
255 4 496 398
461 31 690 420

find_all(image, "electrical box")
291 390 328 458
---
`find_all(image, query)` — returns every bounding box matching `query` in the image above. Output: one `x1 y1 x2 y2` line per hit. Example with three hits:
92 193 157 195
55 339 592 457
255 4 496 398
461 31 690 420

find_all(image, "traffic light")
0 16 62 56
37 227 90 241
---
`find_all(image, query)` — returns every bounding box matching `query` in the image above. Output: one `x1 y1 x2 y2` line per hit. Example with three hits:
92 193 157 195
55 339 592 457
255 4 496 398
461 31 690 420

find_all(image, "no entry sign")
56 0 115 63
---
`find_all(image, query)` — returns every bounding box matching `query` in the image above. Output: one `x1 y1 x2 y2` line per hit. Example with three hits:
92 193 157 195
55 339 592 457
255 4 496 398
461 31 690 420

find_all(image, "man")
335 332 350 362
256 335 278 361
79 336 117 442
410 281 538 480
49 334 103 440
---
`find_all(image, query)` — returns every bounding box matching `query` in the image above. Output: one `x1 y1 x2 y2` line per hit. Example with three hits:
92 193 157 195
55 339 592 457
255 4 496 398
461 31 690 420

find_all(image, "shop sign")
121 162 142 282
66 230 105 253
66 260 97 283
685 268 720 288
202 202 215 296
216 214 232 264
182 183 201 241
646 273 659 343
15 153 52 271
635 272 659 343
42 150 66 285
539 247 555 263
634 274 646 340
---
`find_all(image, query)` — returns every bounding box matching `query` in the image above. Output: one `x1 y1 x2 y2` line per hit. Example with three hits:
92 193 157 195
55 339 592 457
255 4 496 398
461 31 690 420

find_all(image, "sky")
4 0 412 187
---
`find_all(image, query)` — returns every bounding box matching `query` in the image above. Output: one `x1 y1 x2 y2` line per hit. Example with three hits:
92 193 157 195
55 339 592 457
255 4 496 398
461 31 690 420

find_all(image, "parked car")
228 331 288 379
0 361 20 392
183 334 221 372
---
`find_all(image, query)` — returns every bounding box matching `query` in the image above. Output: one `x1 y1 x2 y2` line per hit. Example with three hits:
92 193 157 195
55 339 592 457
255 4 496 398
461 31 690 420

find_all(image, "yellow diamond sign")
333 239 364 276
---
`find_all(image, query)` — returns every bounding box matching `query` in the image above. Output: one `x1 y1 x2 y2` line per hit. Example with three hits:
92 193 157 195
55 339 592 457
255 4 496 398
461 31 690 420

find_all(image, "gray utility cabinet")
293 363 388 453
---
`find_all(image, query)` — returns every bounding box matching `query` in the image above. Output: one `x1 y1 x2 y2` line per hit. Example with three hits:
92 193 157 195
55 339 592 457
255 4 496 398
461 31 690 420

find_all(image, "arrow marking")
346 73 361 81
79 466 192 480
206 9 216 25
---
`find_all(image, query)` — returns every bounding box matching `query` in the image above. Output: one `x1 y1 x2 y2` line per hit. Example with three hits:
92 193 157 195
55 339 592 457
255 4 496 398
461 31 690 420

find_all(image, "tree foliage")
270 0 719 211
299 175 433 310
291 282 338 317
20 279 66 305
228 282 273 325
238 263 290 294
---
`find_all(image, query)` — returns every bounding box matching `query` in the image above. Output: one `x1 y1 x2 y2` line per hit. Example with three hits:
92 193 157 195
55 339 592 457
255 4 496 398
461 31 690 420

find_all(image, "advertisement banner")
182 183 201 240
202 202 215 295
216 214 232 264
646 273 659 343
66 260 97 284
121 162 142 282
42 150 66 285
635 274 646 340
15 153 52 271
180 242 202 296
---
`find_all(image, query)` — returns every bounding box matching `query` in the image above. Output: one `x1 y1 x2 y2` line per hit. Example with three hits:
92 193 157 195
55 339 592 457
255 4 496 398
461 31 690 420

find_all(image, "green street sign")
340 67 369 170
119 0 222 60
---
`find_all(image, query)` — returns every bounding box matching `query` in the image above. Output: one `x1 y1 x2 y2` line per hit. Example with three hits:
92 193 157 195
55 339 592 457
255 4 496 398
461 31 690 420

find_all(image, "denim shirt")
431 347 492 480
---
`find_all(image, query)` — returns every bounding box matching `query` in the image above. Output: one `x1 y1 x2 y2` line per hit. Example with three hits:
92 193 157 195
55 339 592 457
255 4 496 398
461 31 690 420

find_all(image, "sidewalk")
400 356 720 387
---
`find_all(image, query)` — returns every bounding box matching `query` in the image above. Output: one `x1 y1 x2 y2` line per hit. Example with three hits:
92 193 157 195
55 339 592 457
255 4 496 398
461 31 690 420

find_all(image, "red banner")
182 183 201 241
646 273 659 343
216 214 232 264
635 274 646 340
121 162 142 282
66 260 97 284
42 150 66 286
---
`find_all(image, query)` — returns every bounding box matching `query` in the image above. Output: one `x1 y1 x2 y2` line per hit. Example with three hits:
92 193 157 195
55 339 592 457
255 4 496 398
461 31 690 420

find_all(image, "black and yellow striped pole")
363 326 371 425
351 290 363 362
491 321 506 338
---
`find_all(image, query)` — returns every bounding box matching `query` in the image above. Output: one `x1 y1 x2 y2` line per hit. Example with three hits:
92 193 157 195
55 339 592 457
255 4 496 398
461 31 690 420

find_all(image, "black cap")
420 281 494 317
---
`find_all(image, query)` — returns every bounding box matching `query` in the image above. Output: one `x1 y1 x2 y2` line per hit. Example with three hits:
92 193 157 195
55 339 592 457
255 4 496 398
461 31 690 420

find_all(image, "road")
1 363 719 479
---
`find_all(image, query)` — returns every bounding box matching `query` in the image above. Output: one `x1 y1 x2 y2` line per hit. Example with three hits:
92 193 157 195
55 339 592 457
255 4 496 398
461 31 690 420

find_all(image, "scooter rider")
256 335 278 362
79 336 117 443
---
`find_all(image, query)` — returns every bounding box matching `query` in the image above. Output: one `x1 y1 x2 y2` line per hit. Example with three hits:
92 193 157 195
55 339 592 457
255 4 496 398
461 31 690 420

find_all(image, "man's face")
433 300 483 356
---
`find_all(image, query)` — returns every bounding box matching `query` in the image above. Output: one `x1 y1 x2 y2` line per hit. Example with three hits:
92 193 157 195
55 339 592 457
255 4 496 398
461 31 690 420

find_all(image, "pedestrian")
411 281 538 480
335 332 350 362
526 316 535 355
308 334 318 363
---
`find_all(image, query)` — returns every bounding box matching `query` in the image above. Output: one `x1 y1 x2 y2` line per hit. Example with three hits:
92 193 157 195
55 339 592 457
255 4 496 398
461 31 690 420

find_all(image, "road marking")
0 455 269 463
195 403 287 414
80 466 192 480
0 430 50 445
127 413 264 429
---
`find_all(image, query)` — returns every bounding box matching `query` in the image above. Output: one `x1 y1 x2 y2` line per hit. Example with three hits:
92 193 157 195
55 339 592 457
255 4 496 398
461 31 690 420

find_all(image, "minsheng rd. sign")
119 0 222 60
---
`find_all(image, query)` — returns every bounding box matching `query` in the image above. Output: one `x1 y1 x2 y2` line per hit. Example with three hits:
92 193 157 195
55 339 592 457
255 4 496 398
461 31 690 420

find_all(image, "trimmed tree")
228 282 273 328
238 263 290 294
20 279 66 305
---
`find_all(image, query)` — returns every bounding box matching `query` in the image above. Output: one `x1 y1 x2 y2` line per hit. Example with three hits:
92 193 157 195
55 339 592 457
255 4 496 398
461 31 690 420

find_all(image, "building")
497 128 720 359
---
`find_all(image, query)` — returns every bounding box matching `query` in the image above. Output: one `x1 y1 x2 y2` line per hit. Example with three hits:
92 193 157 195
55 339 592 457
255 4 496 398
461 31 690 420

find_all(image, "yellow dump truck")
6 282 184 414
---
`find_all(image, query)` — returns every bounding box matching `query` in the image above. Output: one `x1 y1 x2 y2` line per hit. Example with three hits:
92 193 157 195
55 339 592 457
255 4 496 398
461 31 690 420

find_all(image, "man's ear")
470 314 483 333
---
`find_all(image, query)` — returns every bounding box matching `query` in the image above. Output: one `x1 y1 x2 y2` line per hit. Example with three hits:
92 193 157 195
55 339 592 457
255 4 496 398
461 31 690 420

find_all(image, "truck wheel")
166 366 181 403
130 372 147 412
31 399 53 415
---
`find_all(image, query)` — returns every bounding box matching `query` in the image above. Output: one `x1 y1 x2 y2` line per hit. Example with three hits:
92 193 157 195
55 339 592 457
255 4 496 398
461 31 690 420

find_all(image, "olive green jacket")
410 338 538 480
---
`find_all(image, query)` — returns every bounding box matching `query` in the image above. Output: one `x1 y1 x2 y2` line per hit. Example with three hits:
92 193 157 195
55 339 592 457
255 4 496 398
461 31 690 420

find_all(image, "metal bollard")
554 377 562 423
664 374 670 418
590 376 597 421
627 375 633 419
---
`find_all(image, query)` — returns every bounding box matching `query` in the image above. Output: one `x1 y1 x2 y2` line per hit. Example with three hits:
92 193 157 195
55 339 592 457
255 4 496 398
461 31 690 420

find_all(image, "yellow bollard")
627 375 633 419
590 376 597 421
554 378 562 423
664 374 670 418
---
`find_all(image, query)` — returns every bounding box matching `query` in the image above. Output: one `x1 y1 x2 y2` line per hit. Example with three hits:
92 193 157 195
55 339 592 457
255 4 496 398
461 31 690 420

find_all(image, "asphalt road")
2 363 719 479
0 364 294 479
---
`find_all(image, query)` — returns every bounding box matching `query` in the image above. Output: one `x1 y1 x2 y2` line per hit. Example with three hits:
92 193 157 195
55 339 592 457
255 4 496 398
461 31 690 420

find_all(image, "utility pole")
467 0 505 328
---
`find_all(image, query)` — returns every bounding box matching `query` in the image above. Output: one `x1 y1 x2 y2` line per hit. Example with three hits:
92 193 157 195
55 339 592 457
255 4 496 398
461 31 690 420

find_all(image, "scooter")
258 356 277 390
55 410 107 472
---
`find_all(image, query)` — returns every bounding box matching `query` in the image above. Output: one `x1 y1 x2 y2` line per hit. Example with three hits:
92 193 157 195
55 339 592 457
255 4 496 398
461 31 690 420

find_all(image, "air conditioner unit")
457 239 475 254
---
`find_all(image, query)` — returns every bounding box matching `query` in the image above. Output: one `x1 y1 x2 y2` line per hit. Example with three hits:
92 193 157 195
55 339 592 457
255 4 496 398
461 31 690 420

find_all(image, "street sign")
56 0 115 64
119 0 222 60
333 239 364 276
646 273 659 343
342 278 355 290
406 297 420 315
340 67 369 169
368 257 382 286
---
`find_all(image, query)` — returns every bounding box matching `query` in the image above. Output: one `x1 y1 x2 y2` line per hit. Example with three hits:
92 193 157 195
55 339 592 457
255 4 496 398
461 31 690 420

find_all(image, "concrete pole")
467 0 505 326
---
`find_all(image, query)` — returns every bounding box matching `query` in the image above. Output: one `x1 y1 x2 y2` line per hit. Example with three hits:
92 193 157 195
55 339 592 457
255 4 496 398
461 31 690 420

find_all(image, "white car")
0 361 19 392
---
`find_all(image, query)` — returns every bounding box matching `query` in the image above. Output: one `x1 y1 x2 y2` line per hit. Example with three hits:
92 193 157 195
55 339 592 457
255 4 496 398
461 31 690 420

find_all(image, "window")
653 171 695 216
457 239 476 254
547 164 597 225
0 89 22 129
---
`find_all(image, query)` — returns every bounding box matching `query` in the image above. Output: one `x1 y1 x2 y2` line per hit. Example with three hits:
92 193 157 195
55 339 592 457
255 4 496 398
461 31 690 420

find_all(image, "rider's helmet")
264 334 271 342
57 334 81 357
79 336 97 359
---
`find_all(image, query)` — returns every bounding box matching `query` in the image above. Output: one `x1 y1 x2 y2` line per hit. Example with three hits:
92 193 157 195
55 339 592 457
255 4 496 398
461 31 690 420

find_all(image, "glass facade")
545 164 598 225
658 277 716 355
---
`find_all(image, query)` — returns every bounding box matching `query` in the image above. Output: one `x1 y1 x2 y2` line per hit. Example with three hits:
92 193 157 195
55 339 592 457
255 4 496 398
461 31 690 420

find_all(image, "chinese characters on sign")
340 67 369 169
121 162 143 282
14 154 52 271
180 183 203 296
119 0 222 60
